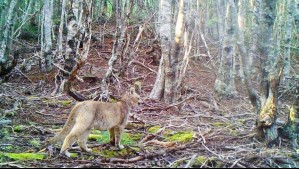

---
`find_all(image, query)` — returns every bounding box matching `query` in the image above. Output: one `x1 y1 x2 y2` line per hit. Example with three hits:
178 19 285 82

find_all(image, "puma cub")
46 88 140 157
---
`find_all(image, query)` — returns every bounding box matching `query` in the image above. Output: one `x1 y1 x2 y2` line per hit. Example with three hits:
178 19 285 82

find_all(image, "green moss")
126 133 143 142
98 149 127 158
212 122 228 127
229 129 240 136
29 122 38 126
3 153 46 161
92 130 101 134
129 146 141 152
69 153 78 158
6 111 15 117
59 100 73 106
91 131 143 146
27 96 40 101
29 139 41 148
96 147 138 158
5 146 13 151
1 128 10 137
42 99 58 107
88 134 104 141
237 119 246 125
125 123 144 130
195 156 208 165
148 126 162 133
94 131 110 143
14 125 26 132
166 131 194 143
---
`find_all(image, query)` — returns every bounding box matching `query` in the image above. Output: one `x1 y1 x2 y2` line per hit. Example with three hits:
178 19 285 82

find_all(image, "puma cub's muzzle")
129 87 142 105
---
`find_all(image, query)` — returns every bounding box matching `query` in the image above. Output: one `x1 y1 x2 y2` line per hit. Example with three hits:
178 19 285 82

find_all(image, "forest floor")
0 26 298 168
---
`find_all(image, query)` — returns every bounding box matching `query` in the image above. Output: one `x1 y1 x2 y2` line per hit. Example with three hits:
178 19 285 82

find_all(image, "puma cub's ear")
134 81 142 95
130 87 135 95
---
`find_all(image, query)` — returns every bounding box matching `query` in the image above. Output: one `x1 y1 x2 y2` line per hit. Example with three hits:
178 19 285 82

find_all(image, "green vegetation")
148 126 162 133
166 131 194 143
2 153 46 161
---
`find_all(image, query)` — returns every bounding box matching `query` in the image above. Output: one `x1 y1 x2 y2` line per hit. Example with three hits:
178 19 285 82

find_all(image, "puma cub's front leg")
109 128 116 146
114 126 124 149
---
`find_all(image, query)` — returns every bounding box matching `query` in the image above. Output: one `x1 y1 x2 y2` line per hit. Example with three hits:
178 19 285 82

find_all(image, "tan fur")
46 88 140 157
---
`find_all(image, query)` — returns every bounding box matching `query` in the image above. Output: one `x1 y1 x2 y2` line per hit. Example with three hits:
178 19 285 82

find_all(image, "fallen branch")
144 140 176 148
141 94 202 111
185 154 197 168
107 143 193 163
0 120 12 125
229 158 244 168
130 60 157 74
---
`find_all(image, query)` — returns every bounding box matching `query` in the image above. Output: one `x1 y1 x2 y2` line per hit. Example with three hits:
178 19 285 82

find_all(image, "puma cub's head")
121 87 141 106
128 87 141 105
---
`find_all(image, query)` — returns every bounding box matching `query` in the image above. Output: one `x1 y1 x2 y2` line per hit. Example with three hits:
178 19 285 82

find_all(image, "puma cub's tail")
45 104 82 145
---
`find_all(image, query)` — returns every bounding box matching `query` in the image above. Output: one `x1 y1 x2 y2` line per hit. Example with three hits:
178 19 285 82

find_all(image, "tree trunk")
41 0 54 72
214 0 237 96
102 0 134 98
216 0 225 40
55 0 92 101
168 0 185 102
150 0 189 103
150 0 172 101
236 0 260 112
282 93 299 148
295 0 299 32
0 0 19 78
256 0 280 146
283 0 293 81
248 0 261 79
56 0 67 57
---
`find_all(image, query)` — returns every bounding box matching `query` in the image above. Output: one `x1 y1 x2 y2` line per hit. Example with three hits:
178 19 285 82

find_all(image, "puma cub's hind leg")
109 128 116 146
60 134 77 157
60 122 91 156
114 126 125 149
78 129 92 152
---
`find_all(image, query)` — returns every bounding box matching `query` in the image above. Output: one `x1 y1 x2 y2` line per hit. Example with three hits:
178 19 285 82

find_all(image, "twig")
14 68 34 83
36 111 55 117
0 144 13 146
0 120 12 125
229 158 244 168
0 162 19 166
130 60 157 74
144 140 176 147
201 143 223 159
197 127 206 144
141 94 201 111
7 163 26 168
185 154 197 168
168 157 189 167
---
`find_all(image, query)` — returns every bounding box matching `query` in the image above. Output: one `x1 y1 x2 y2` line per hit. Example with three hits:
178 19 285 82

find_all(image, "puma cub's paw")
85 148 92 152
59 150 71 158
118 144 124 150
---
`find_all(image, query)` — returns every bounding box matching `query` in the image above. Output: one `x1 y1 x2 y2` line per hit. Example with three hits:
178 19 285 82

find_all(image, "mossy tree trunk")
254 0 280 146
282 92 299 148
0 0 19 78
54 0 93 101
295 0 299 33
